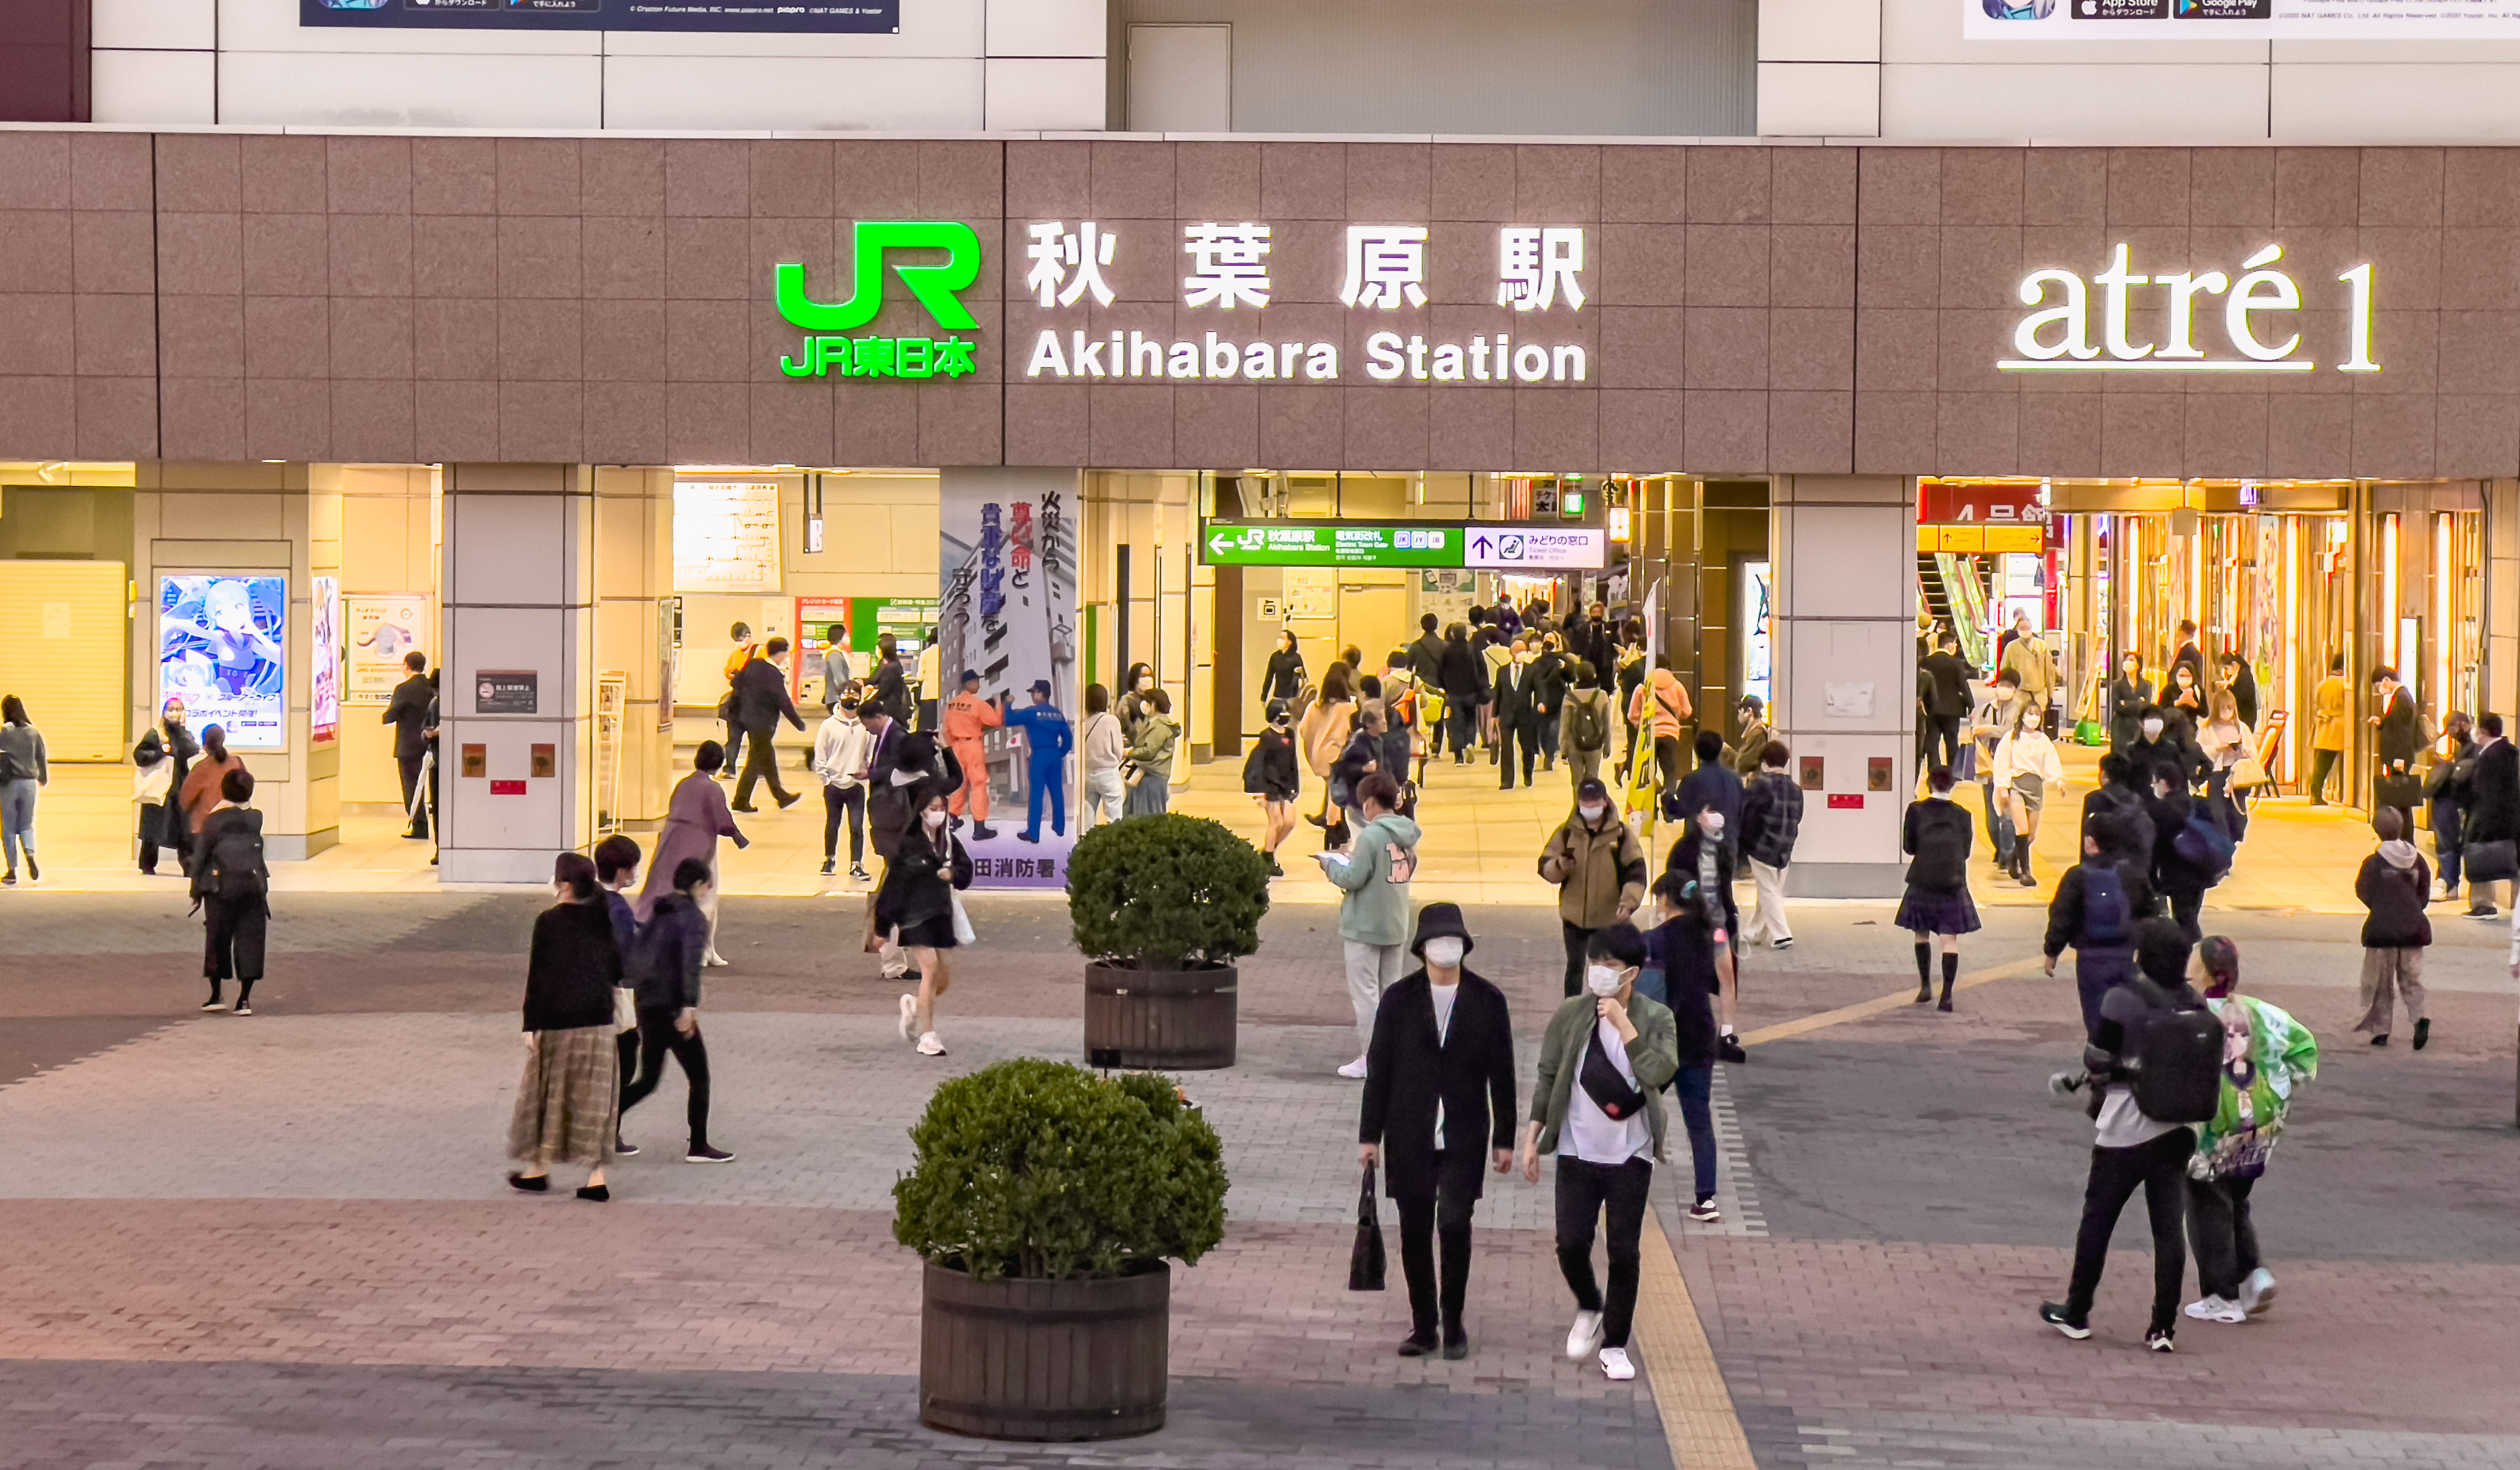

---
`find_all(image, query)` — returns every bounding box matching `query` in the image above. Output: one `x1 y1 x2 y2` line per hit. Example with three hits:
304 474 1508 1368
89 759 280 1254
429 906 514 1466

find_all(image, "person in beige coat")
1300 663 1357 834
1538 778 1649 999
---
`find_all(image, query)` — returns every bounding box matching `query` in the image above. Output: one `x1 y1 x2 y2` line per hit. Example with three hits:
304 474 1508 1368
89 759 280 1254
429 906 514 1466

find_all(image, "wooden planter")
1083 960 1237 1070
919 1260 1170 1441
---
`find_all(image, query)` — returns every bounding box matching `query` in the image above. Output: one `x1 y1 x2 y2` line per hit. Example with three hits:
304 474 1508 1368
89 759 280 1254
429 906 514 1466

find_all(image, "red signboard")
1919 481 2051 532
490 780 526 795
1827 793 1865 810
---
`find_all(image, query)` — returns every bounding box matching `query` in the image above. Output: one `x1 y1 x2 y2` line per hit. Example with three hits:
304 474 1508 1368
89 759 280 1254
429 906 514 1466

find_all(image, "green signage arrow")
1198 523 1461 568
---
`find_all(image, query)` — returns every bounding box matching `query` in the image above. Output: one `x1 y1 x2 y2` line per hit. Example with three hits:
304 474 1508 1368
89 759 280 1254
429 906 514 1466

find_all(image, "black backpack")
200 817 268 902
1909 807 1968 894
2132 1002 2223 1125
2079 860 2130 947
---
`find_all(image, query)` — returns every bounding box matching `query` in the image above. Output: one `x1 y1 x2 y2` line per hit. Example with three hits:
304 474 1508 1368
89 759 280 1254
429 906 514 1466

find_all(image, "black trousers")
203 894 268 1002
398 753 429 837
1653 736 1684 795
619 1007 713 1149
1923 715 1962 775
2166 890 2203 944
2187 1173 2261 1301
824 783 865 863
732 725 793 807
1396 1161 1478 1336
2063 1126 2193 1334
1555 1155 1654 1349
1561 920 1597 998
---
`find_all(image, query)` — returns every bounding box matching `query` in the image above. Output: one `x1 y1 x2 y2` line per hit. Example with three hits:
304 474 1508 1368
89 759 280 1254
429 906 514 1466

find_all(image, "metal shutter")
0 561 128 761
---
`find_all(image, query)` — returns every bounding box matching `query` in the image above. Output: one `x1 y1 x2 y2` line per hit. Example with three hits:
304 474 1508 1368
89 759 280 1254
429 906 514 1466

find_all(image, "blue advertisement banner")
159 575 288 751
300 0 898 34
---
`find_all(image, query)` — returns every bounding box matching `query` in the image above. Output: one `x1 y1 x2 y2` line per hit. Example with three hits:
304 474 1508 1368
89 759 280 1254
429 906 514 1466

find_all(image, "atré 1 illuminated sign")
2001 244 2377 375
775 221 982 381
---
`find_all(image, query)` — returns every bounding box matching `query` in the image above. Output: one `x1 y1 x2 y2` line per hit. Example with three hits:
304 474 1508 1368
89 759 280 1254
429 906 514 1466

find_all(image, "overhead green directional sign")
1200 521 1462 568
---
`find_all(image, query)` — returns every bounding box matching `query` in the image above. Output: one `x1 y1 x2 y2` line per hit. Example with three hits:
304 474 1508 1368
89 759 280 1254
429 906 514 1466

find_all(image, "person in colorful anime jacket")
2181 934 2320 1327
1002 679 1072 844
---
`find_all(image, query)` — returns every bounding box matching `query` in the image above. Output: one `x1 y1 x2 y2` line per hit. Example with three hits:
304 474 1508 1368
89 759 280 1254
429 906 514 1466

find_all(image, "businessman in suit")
730 638 807 813
381 652 434 839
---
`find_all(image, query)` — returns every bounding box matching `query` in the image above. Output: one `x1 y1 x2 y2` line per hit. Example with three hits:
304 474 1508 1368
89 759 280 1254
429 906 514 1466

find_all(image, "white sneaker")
199 1002 228 1013
1564 1309 1604 1360
2183 1295 2246 1324
898 992 917 1040
916 1031 946 1056
1336 1056 1370 1079
2240 1267 2277 1316
1599 1346 1636 1381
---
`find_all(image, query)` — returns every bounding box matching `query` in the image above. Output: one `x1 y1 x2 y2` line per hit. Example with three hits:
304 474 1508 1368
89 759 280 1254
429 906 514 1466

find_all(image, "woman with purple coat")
637 741 749 966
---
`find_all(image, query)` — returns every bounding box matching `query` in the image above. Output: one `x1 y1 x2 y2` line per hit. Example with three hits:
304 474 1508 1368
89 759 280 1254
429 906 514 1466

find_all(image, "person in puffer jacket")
2353 807 2432 1049
1735 740 1803 950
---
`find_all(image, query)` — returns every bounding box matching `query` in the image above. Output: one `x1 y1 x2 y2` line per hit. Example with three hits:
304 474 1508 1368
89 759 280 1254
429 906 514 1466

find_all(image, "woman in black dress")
878 790 974 1057
1896 767 1980 1012
1261 630 1307 708
1243 698 1302 876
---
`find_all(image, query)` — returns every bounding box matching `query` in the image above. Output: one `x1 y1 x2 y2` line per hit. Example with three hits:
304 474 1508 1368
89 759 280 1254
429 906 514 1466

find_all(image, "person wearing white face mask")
1519 922 1680 1382
1539 777 1649 998
1357 903 1519 1360
875 792 975 1056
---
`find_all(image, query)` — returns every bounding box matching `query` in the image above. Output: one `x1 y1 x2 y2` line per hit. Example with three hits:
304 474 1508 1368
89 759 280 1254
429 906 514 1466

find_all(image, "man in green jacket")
1323 773 1422 1079
1517 922 1680 1384
1538 778 1648 997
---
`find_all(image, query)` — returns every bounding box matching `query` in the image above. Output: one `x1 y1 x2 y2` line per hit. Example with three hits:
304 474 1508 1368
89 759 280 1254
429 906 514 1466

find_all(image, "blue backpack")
2173 803 2236 882
2079 860 2129 947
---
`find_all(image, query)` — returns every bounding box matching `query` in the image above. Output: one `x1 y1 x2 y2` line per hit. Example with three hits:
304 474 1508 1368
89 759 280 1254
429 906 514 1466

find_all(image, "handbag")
613 986 638 1033
1347 1164 1387 1291
2375 770 2424 812
2229 754 2270 790
2465 839 2517 883
949 889 976 945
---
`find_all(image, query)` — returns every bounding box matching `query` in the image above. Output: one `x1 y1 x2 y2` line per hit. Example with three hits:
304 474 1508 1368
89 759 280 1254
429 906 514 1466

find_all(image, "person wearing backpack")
619 857 735 1163
1897 767 1979 1011
2044 812 2156 1039
2040 917 2217 1352
1539 778 1648 999
1326 774 1423 1079
2077 752 2156 870
1559 664 1614 796
2183 935 2321 1326
2145 760 2224 943
1243 699 1302 877
2353 807 2434 1049
188 766 269 1015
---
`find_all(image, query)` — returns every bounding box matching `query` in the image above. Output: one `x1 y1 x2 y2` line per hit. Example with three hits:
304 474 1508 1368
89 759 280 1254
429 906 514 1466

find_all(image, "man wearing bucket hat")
1001 678 1072 845
1358 902 1519 1362
940 669 1003 841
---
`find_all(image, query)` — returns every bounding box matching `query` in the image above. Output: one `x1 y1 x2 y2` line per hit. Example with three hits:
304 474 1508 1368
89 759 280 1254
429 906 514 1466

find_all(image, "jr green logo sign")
776 221 982 382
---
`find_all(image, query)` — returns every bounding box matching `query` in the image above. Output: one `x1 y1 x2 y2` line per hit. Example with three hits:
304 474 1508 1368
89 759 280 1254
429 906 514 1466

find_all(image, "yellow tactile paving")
1635 1209 1760 1470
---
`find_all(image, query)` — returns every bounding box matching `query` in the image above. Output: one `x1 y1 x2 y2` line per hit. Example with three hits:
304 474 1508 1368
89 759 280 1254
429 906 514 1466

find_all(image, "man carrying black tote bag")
1356 904 1518 1361
1349 1164 1387 1291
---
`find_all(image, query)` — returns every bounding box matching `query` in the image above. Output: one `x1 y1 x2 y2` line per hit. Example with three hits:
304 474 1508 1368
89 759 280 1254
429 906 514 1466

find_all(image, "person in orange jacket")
941 670 1004 840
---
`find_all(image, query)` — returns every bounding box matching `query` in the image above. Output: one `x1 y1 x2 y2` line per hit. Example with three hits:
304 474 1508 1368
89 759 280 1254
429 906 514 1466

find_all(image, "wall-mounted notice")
311 576 341 745
674 481 783 594
1964 0 2520 41
301 0 898 36
347 594 430 705
158 574 288 750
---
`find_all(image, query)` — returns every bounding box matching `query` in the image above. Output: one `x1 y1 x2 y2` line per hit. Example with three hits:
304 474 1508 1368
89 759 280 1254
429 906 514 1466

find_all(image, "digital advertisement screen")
311 576 341 745
159 575 288 750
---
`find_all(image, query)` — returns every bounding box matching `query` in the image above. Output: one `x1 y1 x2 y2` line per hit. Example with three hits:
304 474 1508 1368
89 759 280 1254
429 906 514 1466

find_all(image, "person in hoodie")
2044 812 2156 1039
1243 699 1302 875
2182 935 2319 1326
1736 739 1803 950
811 692 874 882
2039 917 2212 1354
618 857 733 1163
1897 767 1979 1012
1357 903 1519 1361
2354 807 2434 1049
1323 773 1421 1080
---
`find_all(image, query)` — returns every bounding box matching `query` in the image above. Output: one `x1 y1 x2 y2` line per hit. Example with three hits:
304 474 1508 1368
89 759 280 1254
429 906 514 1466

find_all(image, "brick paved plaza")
3 868 2517 1469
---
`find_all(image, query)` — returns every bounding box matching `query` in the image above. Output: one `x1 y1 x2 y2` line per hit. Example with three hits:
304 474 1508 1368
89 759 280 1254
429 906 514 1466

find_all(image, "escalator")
1918 553 1994 669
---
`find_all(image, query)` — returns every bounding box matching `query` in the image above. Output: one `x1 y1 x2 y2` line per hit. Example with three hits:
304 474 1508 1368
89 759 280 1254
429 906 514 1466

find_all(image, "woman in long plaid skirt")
508 852 626 1201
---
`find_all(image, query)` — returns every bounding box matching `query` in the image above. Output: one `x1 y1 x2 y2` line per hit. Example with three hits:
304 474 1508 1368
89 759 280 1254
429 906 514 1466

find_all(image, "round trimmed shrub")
893 1058 1228 1282
1066 812 1268 969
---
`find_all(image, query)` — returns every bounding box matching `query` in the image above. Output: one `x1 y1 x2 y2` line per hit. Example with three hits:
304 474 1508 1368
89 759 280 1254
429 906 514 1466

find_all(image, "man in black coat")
730 638 807 813
1919 633 1974 774
1493 651 1535 790
2461 712 2519 917
381 651 434 840
1358 902 1518 1361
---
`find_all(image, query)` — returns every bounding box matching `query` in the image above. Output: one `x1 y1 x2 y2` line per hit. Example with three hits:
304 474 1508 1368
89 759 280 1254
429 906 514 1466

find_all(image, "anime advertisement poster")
936 470 1078 890
347 594 431 703
159 574 288 750
310 576 341 744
